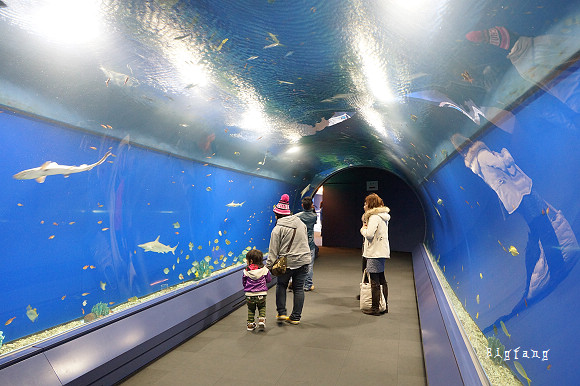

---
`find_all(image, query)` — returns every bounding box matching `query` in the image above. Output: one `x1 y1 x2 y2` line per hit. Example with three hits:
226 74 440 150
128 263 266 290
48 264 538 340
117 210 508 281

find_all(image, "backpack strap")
285 228 297 254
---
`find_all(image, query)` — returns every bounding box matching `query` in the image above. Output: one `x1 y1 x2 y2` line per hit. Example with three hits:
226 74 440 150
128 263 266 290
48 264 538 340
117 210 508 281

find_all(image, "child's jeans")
246 295 266 322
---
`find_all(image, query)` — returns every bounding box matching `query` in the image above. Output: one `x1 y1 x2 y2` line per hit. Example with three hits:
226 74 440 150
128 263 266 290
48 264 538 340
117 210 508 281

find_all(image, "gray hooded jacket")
267 215 311 270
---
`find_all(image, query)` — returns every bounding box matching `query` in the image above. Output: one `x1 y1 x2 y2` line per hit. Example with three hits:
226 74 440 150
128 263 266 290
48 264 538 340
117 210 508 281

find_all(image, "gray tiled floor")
120 247 426 385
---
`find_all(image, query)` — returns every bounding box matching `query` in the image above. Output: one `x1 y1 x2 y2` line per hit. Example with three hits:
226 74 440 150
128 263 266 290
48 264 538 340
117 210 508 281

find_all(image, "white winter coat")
360 207 391 259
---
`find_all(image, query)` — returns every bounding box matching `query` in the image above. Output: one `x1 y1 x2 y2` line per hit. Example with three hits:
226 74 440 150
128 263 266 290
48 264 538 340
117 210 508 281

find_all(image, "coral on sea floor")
91 302 110 318
487 335 506 365
0 331 4 348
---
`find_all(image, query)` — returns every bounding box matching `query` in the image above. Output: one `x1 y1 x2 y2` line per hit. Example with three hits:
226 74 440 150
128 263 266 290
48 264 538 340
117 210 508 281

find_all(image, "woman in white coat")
360 193 391 315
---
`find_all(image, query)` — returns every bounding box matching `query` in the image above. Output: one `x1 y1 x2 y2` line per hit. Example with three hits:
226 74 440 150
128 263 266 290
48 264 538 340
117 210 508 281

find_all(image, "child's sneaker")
247 322 256 331
276 314 288 322
258 317 266 330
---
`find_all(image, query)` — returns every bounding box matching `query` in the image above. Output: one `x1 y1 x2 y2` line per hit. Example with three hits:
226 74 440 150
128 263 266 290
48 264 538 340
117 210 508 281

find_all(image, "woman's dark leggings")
369 272 387 285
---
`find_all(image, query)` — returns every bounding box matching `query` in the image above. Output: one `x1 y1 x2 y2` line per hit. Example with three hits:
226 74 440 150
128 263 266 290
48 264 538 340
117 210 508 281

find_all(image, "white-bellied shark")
13 151 112 183
226 201 245 207
138 236 178 254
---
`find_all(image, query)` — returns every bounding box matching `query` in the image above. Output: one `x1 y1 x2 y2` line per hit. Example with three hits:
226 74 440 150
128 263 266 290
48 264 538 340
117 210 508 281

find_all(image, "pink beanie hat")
466 26 511 50
273 194 291 215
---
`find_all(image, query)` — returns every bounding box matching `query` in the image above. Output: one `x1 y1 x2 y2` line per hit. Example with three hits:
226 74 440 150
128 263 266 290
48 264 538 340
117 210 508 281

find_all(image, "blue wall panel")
420 63 580 385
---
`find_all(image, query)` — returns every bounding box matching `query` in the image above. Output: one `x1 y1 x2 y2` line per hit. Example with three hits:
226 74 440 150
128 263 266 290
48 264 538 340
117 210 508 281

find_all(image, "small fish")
514 361 531 386
509 246 519 256
188 242 193 250
185 83 197 89
226 201 245 207
216 38 228 51
100 281 106 291
174 33 191 40
198 245 202 250
461 71 474 83
61 295 66 300
90 265 95 269
234 151 240 155
150 278 169 286
480 273 483 279
109 302 115 305
49 235 55 239
105 78 110 87
163 268 170 274
128 296 138 302
547 364 551 370
500 320 511 339
5 317 16 325
247 56 259 60
264 32 283 49
437 198 443 205
82 300 87 306
124 76 129 85
277 80 294 85
82 292 90 296
26 305 39 322
206 187 212 191
177 257 180 264
69 222 75 225
410 114 418 121
83 265 89 270
493 324 498 336
179 273 184 280
476 294 480 304
102 228 109 231
173 222 180 229
284 51 294 58
218 231 222 236
82 308 85 315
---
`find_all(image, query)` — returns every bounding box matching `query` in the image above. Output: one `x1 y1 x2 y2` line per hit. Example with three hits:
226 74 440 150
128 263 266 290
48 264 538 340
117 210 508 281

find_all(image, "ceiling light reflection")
31 0 103 45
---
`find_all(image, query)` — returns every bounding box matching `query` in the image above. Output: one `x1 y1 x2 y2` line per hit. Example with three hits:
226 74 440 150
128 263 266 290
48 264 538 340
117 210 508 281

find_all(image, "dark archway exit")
320 167 425 253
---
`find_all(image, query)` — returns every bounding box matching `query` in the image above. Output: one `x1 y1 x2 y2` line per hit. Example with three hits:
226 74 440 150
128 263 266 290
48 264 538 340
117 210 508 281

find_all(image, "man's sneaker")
258 317 266 330
286 318 300 325
276 314 288 322
247 322 256 331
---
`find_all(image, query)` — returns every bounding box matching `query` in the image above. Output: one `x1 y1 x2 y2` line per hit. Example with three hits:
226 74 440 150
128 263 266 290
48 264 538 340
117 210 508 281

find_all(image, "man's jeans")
304 249 316 289
275 264 308 321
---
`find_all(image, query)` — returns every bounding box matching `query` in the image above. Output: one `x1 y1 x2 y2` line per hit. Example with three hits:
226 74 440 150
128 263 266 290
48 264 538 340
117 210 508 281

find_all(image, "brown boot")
362 282 381 316
381 282 389 314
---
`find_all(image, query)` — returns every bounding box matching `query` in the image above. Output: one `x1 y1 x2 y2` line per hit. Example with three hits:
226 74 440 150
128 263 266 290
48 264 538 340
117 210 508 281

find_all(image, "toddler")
243 249 272 331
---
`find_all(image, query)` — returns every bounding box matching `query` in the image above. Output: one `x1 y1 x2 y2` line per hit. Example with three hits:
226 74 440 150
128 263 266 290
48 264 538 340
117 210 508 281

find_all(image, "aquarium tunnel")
1 0 580 385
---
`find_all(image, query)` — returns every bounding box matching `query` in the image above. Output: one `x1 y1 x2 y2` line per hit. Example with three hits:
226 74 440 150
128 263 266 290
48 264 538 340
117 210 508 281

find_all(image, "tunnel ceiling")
1 0 579 186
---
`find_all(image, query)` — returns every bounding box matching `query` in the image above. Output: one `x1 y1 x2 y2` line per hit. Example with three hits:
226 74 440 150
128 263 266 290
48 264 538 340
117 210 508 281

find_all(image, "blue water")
0 111 292 343
1 0 580 384
421 61 580 385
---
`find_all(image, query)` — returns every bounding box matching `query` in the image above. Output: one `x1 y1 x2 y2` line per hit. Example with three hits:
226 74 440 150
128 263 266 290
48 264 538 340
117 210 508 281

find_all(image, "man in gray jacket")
267 194 311 325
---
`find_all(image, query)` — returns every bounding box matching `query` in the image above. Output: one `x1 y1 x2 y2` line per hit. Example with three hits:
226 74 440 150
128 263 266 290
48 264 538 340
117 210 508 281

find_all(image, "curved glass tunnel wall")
418 61 580 386
0 109 296 350
319 167 425 253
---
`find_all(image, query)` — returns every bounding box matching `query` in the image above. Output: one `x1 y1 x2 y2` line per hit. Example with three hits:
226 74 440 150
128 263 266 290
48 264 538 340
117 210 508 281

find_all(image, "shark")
138 236 178 254
13 151 113 183
226 201 245 207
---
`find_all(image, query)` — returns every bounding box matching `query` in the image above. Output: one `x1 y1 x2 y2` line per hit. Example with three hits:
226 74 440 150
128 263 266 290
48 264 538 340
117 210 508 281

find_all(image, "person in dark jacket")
243 249 272 331
296 196 318 291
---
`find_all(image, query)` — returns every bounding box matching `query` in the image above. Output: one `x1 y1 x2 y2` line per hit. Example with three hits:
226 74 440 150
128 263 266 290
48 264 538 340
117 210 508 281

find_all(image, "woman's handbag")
271 228 297 276
359 269 387 312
